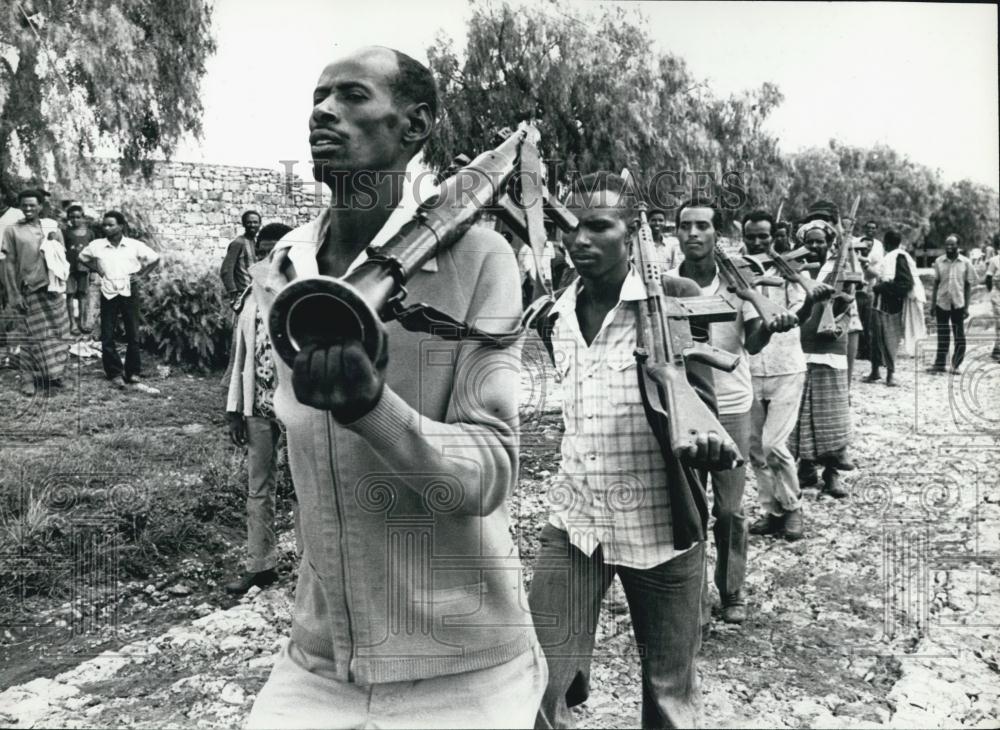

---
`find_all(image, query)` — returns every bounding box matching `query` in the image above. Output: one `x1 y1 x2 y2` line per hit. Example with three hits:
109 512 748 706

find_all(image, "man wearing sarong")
864 229 914 386
791 220 855 499
1 189 71 396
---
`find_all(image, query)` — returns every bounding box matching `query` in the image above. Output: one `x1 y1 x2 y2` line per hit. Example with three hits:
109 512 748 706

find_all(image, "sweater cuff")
345 387 415 448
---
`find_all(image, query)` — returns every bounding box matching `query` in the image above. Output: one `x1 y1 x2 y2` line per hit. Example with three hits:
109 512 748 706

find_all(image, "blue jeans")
528 524 705 729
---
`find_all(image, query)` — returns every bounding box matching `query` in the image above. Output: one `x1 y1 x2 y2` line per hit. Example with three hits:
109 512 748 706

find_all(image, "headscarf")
795 219 838 245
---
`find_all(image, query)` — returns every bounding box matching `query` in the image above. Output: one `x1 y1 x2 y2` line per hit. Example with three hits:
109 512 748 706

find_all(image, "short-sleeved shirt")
933 254 977 310
78 237 160 299
1 217 63 294
668 264 758 415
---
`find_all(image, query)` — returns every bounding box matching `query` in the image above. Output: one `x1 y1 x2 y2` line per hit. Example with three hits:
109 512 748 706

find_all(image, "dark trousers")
933 306 967 369
856 290 872 361
528 524 704 729
707 409 751 603
100 294 140 379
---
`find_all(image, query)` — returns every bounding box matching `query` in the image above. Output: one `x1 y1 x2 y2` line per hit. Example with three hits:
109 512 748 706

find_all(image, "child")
63 204 94 335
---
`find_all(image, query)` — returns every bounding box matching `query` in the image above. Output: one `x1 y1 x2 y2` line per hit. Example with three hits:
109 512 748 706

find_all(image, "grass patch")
0 430 248 600
0 357 283 604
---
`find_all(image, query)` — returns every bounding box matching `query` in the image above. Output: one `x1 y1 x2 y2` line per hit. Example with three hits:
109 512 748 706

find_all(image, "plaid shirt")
548 270 691 568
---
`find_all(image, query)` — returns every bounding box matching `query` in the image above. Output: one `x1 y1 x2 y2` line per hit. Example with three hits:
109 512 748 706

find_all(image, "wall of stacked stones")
51 159 326 257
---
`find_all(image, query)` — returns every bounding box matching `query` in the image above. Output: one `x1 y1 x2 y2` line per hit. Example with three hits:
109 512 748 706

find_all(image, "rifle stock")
753 246 821 295
715 244 797 329
817 222 864 338
622 168 742 548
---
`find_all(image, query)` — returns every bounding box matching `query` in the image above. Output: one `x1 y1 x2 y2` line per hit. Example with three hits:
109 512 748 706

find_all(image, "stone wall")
50 159 326 256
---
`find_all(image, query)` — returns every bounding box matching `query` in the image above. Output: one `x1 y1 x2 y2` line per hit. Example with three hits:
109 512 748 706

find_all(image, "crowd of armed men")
4 45 993 730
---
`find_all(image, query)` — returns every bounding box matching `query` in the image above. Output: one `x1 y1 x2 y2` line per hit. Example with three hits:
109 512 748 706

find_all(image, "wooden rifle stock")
817 230 864 338
627 185 742 548
749 246 820 295
714 244 796 329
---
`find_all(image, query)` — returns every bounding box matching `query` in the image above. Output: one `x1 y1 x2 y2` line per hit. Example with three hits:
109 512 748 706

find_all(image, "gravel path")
2 333 998 729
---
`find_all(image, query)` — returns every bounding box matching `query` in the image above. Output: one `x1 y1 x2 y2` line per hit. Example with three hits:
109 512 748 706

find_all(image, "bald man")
244 47 544 729
928 235 976 373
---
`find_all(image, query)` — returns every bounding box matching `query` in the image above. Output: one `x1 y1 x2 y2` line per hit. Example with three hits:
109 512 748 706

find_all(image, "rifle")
714 244 795 330
624 169 743 549
816 205 864 338
746 246 821 296
268 123 577 368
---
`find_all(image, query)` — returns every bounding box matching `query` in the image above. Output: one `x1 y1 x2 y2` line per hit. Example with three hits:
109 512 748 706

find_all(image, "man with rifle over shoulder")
527 172 742 728
244 47 547 728
667 199 798 626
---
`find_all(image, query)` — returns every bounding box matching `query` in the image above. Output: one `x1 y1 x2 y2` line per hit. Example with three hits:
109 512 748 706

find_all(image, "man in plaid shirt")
528 173 741 729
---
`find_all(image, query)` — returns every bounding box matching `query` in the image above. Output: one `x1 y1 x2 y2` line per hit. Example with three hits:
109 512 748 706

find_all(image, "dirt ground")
1 315 998 728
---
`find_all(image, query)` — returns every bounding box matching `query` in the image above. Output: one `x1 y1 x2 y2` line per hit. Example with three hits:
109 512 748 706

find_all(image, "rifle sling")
388 299 526 347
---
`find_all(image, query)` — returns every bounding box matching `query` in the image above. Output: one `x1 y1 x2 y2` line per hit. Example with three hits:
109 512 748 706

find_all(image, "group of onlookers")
1 189 159 395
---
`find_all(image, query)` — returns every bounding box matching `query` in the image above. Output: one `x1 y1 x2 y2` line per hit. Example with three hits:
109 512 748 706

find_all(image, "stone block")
173 177 189 189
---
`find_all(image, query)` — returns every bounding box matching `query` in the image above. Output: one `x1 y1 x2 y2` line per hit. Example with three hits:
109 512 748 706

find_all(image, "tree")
927 180 1000 252
425 0 787 219
0 0 216 196
783 142 944 243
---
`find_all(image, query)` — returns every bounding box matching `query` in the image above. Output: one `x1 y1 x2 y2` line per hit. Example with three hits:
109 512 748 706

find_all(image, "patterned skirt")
790 363 851 460
22 288 70 380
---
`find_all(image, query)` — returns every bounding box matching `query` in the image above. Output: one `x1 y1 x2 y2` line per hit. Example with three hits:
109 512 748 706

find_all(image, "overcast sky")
175 0 999 190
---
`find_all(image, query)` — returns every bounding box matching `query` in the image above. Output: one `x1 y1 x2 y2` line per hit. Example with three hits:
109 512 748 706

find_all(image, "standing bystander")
77 212 160 389
1 189 71 395
220 210 262 305
63 204 95 335
928 235 977 374
224 222 297 595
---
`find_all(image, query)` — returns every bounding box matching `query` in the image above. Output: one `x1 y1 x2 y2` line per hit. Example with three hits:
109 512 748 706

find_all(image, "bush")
139 251 232 371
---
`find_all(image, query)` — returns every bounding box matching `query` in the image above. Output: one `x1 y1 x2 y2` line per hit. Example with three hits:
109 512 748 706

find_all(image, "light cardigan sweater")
225 296 262 416
250 210 532 685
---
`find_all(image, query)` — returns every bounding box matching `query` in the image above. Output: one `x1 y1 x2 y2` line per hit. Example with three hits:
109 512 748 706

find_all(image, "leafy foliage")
0 0 216 195
783 142 946 243
138 251 231 371
427 1 997 241
425 0 784 211
927 179 1000 251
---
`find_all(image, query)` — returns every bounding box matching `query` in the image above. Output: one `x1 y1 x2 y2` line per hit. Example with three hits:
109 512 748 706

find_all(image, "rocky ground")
1 316 998 728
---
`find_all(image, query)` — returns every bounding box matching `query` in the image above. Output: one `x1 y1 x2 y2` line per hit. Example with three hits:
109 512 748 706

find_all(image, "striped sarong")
870 309 903 372
22 288 70 381
790 363 851 460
